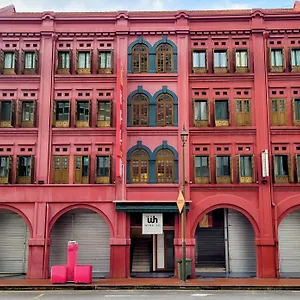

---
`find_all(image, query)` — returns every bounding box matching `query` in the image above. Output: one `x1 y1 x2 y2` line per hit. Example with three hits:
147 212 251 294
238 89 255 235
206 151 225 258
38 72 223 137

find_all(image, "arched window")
132 44 149 73
156 43 173 73
131 149 149 183
132 94 149 126
156 94 174 126
156 149 174 183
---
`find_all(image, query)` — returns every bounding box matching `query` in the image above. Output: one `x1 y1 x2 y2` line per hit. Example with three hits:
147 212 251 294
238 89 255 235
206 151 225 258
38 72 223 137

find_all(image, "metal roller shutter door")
278 210 300 277
0 210 29 274
50 209 110 277
228 209 256 273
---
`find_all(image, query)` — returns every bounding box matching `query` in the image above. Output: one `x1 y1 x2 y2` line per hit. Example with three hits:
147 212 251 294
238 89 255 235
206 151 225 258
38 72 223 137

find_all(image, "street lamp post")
180 125 188 281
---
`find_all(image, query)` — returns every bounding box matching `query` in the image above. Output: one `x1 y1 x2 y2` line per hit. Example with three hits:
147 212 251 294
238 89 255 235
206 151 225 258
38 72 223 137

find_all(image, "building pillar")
252 14 276 277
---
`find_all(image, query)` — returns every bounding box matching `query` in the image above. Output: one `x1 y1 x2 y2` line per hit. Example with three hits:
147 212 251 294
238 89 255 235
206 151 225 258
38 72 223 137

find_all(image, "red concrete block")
50 265 68 284
74 265 93 284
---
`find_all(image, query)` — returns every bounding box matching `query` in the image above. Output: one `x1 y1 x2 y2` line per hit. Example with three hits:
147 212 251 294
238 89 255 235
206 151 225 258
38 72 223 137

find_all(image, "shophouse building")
1 2 300 279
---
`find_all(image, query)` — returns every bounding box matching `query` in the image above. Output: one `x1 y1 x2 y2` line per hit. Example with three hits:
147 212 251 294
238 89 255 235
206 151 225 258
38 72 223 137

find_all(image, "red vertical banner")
116 58 124 178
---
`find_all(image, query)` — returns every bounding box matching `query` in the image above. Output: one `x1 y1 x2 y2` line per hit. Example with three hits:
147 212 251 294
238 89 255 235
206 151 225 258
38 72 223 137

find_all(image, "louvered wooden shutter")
251 154 255 183
10 100 15 127
14 49 18 74
245 99 252 125
208 156 211 183
207 100 210 126
52 101 56 127
8 156 12 183
213 100 217 126
67 101 71 126
0 50 4 74
237 155 241 183
227 100 231 125
268 48 272 71
226 48 229 71
17 100 22 127
288 154 293 183
282 48 286 71
74 155 82 184
296 155 300 183
273 155 277 183
61 156 69 184
75 100 78 125
89 49 93 73
34 50 39 74
75 50 79 73
21 50 25 74
30 156 35 183
230 155 234 183
235 100 243 126
16 156 20 182
55 49 59 73
110 50 114 73
247 48 250 71
69 49 72 74
52 156 60 184
293 99 297 125
32 100 37 127
88 100 92 127
233 48 236 70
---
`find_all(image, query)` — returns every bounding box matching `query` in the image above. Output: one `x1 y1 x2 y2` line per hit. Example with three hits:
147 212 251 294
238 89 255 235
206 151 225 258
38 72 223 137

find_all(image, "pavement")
0 278 300 291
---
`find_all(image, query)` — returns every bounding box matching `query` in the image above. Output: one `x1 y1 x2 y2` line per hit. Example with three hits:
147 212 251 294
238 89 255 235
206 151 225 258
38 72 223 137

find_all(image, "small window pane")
0 101 11 121
240 156 252 177
193 51 206 68
215 100 229 120
4 52 15 69
25 52 35 69
295 100 300 120
194 101 207 121
58 52 70 69
22 102 34 121
216 156 230 176
0 157 8 177
275 155 288 176
78 52 90 68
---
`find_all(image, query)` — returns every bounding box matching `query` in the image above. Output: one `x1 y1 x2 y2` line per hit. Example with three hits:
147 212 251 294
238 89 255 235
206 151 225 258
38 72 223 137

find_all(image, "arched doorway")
50 208 110 278
194 208 256 277
278 209 300 277
0 209 30 275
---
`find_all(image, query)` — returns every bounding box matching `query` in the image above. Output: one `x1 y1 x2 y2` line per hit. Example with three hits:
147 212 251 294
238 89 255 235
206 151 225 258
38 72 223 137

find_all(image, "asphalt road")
0 290 299 299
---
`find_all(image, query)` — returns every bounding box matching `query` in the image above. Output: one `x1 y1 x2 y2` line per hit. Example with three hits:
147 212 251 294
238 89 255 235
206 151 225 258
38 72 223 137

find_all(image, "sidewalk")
0 278 300 291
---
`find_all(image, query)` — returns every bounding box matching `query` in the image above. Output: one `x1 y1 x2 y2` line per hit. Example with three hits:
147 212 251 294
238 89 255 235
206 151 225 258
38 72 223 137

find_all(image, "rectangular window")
24 52 35 69
4 52 15 69
20 101 35 127
270 99 287 126
235 49 248 70
194 100 209 126
0 100 14 128
293 99 300 125
97 101 111 127
76 101 90 127
53 101 70 127
77 51 91 69
216 155 232 183
273 155 292 183
192 51 206 72
270 49 284 72
57 51 70 71
235 99 251 126
74 155 89 184
291 49 300 67
194 156 209 183
17 156 34 184
99 51 112 73
0 156 10 184
213 50 228 70
214 100 229 126
96 156 110 184
238 155 254 183
52 156 69 184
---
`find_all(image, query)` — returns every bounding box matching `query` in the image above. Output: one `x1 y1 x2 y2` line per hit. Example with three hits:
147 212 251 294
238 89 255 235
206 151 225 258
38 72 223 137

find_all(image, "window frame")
56 50 72 74
273 154 292 183
75 100 91 128
156 43 174 73
3 50 17 75
76 50 92 75
95 155 111 184
130 149 149 183
295 154 300 183
156 93 174 127
74 155 90 184
0 100 15 128
194 155 210 184
22 50 39 75
270 98 287 126
131 93 149 127
193 99 209 127
235 99 251 126
234 48 249 73
213 49 229 73
52 155 69 184
292 98 300 126
53 100 70 128
269 48 285 72
214 99 230 127
215 155 233 184
16 155 34 184
97 100 112 127
0 156 12 184
98 50 113 74
192 50 207 73
131 43 150 74
237 154 254 183
156 149 175 183
19 100 36 128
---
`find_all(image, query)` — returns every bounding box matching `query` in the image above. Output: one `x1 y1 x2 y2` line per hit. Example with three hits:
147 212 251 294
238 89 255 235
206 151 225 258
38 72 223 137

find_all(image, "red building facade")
1 2 300 279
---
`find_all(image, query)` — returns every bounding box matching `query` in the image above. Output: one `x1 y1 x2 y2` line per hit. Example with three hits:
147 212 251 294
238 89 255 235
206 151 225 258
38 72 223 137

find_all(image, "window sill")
126 183 179 188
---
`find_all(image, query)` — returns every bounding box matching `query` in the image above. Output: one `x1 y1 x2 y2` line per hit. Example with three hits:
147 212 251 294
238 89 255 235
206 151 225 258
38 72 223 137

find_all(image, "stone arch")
191 194 259 237
127 86 154 126
276 195 300 224
153 36 178 72
153 86 178 126
49 203 114 237
152 141 178 183
127 141 153 183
